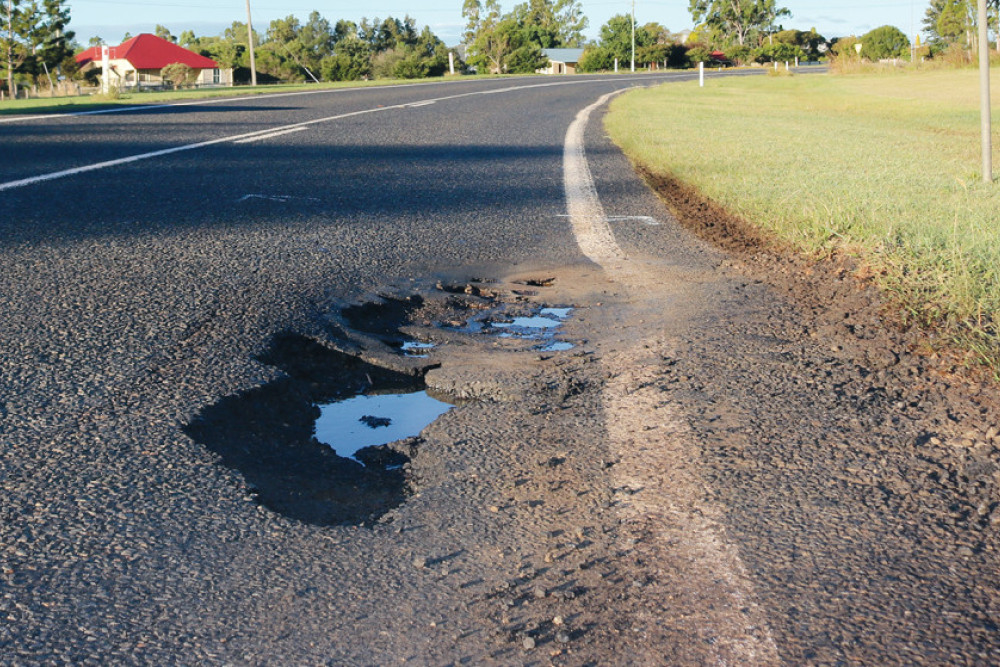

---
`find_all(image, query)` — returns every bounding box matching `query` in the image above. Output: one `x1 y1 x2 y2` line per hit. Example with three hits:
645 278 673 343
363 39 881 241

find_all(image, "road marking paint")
607 214 660 225
562 90 628 265
232 126 308 144
237 193 321 203
563 91 780 664
555 214 661 226
405 100 436 108
0 106 395 193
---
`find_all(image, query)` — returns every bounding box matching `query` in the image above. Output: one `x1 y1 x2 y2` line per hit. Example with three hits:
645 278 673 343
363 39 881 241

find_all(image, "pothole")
185 279 577 525
185 334 443 526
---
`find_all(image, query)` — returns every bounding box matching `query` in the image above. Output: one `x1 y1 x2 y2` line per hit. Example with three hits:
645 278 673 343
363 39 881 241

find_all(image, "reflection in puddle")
493 315 563 331
490 307 575 351
401 340 436 358
316 391 453 459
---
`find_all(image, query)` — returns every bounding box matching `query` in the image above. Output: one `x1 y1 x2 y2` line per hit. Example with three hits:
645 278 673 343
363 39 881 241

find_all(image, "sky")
67 0 926 47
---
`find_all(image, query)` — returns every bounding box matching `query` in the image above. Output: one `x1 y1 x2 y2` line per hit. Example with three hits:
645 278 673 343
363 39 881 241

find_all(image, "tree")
754 41 804 62
577 15 655 71
688 0 790 47
371 24 450 79
637 42 690 68
320 35 370 80
860 25 909 60
600 13 654 62
19 0 74 89
3 0 73 94
3 0 28 95
154 24 176 43
773 28 827 60
178 30 197 49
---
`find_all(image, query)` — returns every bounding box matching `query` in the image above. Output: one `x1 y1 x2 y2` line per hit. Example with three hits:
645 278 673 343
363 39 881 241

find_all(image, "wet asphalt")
0 71 736 663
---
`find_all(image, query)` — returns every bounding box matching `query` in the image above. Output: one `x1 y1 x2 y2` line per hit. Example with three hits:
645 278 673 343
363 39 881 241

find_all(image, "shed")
540 48 585 75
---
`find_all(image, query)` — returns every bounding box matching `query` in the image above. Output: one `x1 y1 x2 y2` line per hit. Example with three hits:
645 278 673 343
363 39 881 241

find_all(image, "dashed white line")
232 126 308 144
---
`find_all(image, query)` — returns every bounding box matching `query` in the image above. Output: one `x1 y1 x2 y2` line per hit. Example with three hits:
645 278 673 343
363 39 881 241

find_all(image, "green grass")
0 74 512 116
606 69 1000 370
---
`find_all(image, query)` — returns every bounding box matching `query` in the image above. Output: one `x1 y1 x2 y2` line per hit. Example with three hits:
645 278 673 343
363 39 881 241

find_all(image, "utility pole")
245 0 257 86
630 0 635 72
6 0 14 99
978 0 993 182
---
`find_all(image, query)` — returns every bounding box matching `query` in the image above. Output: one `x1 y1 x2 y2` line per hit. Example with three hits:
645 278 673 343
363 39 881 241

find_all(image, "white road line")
562 90 780 665
0 71 710 193
232 126 308 144
562 89 628 265
0 106 396 193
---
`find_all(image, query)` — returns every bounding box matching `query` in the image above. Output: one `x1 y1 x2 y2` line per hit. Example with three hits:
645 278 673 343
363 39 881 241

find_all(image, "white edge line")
563 89 629 265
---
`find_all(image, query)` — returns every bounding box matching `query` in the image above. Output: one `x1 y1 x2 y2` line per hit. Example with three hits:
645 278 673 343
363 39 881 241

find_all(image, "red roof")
76 33 218 69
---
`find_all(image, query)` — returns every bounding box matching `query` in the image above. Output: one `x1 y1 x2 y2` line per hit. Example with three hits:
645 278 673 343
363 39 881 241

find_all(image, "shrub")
686 46 712 65
93 85 120 100
754 42 805 64
161 62 199 88
860 25 910 60
578 46 615 72
320 39 372 81
637 43 690 69
726 44 753 66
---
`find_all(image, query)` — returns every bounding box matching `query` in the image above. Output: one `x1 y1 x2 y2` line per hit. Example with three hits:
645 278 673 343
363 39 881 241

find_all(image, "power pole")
978 0 992 182
245 0 257 86
630 0 635 72
6 0 14 98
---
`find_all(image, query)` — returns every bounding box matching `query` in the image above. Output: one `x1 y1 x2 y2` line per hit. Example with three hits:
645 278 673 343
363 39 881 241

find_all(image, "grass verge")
605 69 1000 374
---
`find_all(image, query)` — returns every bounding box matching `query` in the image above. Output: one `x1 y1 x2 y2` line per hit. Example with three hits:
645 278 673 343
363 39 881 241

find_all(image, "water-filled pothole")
185 334 444 526
316 390 453 459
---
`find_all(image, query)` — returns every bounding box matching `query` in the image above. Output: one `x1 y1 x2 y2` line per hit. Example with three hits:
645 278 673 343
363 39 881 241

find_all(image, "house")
540 48 585 75
75 33 232 89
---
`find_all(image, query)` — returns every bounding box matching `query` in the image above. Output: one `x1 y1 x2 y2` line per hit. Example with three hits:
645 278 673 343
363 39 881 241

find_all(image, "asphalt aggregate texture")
4 68 1000 665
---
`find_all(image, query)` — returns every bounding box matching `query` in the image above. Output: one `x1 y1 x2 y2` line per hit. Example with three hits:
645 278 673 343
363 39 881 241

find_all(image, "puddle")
185 334 445 526
539 341 575 352
490 307 574 342
316 390 453 459
400 340 435 358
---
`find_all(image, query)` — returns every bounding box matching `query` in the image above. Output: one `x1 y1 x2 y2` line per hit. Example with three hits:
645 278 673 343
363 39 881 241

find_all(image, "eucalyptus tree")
688 0 790 47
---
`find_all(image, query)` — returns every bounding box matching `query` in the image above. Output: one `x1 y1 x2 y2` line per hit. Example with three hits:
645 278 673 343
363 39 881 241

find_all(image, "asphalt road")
0 70 740 664
10 66 997 667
